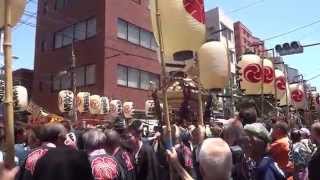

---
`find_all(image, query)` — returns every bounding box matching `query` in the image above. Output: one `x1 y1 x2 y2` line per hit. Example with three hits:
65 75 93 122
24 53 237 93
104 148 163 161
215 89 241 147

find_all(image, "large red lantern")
238 54 262 95
262 59 275 95
289 84 306 110
275 69 287 100
150 0 206 72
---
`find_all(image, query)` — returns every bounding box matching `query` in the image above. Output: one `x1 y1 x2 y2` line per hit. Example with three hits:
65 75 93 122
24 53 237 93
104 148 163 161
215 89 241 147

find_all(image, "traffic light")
275 41 304 56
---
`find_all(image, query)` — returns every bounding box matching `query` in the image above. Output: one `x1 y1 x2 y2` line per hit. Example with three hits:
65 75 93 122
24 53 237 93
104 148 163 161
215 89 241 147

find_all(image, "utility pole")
3 0 15 167
71 43 77 122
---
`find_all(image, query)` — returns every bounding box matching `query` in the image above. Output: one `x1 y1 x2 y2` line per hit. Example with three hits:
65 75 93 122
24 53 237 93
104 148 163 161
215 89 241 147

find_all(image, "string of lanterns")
58 91 157 119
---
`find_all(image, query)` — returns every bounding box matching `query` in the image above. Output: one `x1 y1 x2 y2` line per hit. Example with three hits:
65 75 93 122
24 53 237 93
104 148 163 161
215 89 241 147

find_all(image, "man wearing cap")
244 123 286 180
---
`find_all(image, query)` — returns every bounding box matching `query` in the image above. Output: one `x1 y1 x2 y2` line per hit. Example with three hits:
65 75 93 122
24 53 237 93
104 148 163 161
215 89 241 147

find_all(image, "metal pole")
283 64 290 121
71 44 77 122
261 56 265 121
3 0 15 167
272 49 278 109
196 55 204 125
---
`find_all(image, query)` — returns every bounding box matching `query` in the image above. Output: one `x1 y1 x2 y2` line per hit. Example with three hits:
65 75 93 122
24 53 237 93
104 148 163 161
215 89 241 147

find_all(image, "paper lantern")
150 0 206 70
275 69 287 100
145 100 155 118
289 84 306 110
123 102 134 119
100 97 110 114
13 85 28 112
0 80 4 103
262 59 275 95
0 0 26 27
238 54 262 95
58 90 74 113
198 41 229 89
89 95 101 115
110 100 122 117
279 86 291 106
76 92 90 113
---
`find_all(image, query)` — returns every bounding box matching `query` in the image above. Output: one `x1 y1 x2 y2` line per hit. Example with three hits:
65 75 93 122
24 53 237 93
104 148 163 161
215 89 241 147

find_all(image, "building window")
54 32 63 48
86 18 97 38
74 22 87 41
117 66 128 86
75 66 85 87
54 17 97 49
128 24 140 45
140 29 152 48
221 23 233 42
117 19 128 39
117 65 160 90
151 37 158 50
117 18 157 50
128 68 139 88
62 26 73 46
140 71 150 90
85 64 96 85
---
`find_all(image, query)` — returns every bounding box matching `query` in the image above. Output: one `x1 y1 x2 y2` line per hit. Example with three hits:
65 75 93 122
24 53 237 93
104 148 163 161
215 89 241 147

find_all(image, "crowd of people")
1 107 320 180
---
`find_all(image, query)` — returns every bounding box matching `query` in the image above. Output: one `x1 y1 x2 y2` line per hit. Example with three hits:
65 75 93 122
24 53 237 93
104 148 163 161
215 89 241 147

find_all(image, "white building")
206 7 236 76
206 7 236 117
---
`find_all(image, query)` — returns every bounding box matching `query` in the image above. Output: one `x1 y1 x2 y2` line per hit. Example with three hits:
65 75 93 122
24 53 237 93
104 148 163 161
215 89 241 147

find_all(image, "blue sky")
6 0 320 89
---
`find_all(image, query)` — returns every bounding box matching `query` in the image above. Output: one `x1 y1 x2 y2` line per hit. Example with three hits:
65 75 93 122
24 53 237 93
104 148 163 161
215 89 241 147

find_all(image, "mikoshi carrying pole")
154 0 173 179
3 0 14 167
154 0 172 148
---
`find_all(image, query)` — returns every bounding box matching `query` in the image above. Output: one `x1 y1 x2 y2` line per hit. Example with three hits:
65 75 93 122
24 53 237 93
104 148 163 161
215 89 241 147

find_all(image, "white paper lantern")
289 84 306 110
198 41 229 89
262 59 275 95
275 69 287 100
123 102 134 119
110 100 122 117
238 54 262 95
0 80 4 103
145 100 155 118
100 97 110 114
58 90 74 113
13 85 28 112
89 95 101 115
150 0 206 71
0 0 26 27
76 92 90 113
279 86 291 106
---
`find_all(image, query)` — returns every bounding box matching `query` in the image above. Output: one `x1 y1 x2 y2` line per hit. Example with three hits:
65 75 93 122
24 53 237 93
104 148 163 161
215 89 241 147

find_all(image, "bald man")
199 138 233 180
167 138 232 180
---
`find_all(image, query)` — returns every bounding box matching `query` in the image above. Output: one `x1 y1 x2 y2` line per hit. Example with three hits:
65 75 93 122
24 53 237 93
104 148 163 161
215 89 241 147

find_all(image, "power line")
227 0 265 14
263 17 320 41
